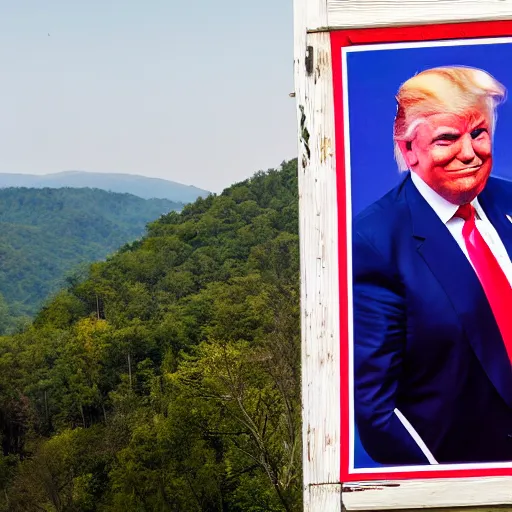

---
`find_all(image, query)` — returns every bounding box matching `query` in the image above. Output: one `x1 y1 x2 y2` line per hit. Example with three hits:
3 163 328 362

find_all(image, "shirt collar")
410 171 481 224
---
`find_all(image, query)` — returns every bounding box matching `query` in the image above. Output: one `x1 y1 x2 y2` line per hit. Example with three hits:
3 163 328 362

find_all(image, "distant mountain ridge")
0 171 211 203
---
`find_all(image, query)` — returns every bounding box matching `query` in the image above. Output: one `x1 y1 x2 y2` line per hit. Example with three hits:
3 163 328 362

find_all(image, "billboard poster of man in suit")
336 34 512 478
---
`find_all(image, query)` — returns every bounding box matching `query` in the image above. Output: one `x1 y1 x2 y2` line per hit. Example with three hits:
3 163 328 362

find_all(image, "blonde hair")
393 66 507 171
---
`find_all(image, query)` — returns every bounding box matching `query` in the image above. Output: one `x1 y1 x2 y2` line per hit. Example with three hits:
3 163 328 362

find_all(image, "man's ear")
397 140 418 168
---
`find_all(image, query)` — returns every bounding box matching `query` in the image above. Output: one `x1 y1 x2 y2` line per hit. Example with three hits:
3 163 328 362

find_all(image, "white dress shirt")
411 172 512 286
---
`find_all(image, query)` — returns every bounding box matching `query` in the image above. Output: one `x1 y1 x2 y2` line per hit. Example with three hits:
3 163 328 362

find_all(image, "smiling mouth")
447 165 482 173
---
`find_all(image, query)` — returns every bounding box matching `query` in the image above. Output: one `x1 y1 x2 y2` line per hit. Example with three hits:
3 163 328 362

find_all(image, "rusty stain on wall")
320 136 333 163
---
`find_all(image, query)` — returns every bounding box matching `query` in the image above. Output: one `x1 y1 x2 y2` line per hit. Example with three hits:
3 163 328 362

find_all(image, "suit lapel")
405 177 512 408
479 184 512 261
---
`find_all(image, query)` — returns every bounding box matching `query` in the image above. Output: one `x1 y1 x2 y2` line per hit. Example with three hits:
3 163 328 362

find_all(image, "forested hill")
0 187 182 323
0 159 302 511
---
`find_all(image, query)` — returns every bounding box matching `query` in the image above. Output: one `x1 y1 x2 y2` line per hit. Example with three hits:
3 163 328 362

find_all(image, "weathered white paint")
293 0 342 509
294 0 512 510
326 0 512 31
343 477 512 510
308 484 343 510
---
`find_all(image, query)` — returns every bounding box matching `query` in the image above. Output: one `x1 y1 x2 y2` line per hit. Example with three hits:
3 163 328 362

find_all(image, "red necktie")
455 204 512 362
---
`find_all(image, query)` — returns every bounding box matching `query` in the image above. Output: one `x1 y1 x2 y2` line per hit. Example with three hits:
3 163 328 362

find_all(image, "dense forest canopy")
0 187 182 324
0 159 302 511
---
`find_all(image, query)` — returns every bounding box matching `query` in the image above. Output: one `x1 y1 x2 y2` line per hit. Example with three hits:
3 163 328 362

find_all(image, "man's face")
400 109 493 205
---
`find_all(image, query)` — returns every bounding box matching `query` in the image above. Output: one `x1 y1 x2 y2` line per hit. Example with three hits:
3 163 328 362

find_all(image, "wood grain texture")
326 0 512 30
294 0 342 509
296 31 341 499
343 477 512 510
308 484 343 511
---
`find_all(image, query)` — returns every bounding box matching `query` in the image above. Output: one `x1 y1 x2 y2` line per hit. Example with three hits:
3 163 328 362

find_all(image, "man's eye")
433 134 459 143
471 128 487 138
434 138 455 146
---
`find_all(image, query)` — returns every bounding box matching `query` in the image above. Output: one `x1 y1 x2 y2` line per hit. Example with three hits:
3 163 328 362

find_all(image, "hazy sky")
0 1 297 193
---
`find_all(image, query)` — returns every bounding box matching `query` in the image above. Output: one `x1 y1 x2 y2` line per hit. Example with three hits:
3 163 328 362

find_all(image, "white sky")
0 1 297 193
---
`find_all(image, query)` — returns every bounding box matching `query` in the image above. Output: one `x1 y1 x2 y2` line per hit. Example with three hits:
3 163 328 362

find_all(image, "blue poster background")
345 40 512 469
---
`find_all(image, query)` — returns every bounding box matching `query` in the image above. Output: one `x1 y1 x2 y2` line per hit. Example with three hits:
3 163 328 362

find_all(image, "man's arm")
352 230 430 465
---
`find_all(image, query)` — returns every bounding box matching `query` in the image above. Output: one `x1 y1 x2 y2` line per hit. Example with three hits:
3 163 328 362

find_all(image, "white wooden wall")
294 0 342 509
293 0 512 510
326 0 512 30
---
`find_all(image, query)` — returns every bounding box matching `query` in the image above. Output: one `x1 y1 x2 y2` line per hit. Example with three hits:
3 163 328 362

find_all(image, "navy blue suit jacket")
353 173 512 465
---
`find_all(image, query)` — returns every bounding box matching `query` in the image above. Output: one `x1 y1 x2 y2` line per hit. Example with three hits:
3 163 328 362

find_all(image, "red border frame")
331 19 512 482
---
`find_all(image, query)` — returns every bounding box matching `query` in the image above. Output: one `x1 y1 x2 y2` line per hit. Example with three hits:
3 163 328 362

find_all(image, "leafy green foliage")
0 187 183 319
0 159 302 510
